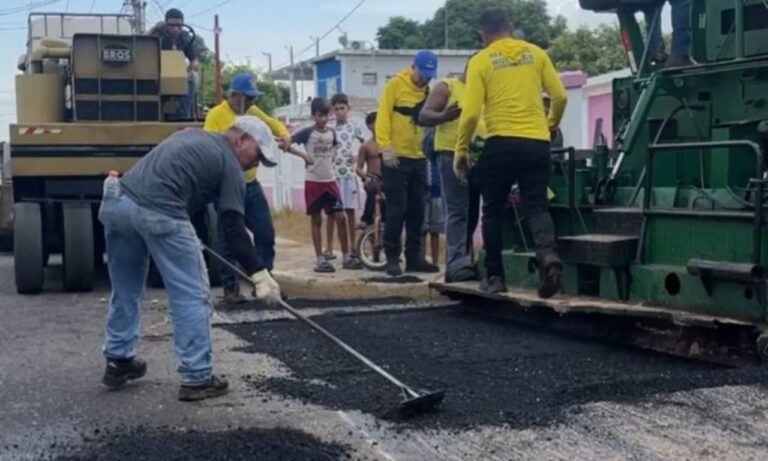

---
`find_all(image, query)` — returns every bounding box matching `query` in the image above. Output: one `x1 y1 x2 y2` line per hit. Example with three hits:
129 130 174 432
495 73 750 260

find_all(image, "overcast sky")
0 0 619 141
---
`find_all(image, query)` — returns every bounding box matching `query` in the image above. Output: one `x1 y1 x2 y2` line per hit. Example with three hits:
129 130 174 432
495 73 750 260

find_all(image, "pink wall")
587 93 614 147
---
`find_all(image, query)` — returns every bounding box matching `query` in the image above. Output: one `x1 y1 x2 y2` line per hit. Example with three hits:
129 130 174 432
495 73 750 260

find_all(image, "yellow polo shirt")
204 101 290 183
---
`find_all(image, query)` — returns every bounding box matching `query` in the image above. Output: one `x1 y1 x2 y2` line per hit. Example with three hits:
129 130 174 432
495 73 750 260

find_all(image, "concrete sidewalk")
263 238 444 301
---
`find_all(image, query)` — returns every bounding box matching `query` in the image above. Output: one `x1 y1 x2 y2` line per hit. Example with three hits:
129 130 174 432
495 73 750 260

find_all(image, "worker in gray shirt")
98 116 281 402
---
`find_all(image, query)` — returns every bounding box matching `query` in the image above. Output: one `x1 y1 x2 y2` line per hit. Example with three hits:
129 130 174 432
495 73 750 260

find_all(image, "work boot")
221 282 246 306
538 262 562 299
665 54 695 69
102 357 147 389
385 260 403 277
405 259 440 274
480 276 507 294
178 375 229 402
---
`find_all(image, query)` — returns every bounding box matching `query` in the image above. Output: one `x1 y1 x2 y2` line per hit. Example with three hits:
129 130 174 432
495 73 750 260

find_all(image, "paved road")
1 254 768 460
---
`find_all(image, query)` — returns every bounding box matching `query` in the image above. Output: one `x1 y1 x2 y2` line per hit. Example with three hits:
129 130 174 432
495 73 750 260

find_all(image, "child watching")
288 98 363 273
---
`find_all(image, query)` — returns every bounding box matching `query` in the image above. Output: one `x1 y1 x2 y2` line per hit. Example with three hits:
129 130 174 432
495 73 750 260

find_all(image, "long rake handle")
202 244 421 399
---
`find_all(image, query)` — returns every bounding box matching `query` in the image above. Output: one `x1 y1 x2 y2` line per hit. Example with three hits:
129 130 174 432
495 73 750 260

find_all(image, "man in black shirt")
150 8 199 119
99 116 281 401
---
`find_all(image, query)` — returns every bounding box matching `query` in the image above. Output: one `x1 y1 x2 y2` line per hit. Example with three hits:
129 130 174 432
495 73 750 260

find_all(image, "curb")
272 270 439 301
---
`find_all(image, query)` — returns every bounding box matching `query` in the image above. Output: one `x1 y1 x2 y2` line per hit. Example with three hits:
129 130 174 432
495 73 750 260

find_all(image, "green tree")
376 16 428 49
420 0 555 49
547 24 627 76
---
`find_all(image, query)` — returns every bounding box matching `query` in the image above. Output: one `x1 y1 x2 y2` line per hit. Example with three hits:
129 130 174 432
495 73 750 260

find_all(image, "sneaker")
323 251 337 261
385 260 403 277
221 283 246 306
343 257 363 270
480 276 507 294
405 259 440 273
314 259 336 273
178 375 229 402
538 263 562 299
445 266 479 283
102 357 147 389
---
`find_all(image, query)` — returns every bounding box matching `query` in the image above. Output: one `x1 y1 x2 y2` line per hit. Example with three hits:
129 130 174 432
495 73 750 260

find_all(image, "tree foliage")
547 24 628 76
198 59 290 112
376 16 427 49
377 0 560 50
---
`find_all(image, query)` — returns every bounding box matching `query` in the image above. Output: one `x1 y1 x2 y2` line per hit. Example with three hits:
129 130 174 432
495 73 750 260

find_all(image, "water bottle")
103 170 121 200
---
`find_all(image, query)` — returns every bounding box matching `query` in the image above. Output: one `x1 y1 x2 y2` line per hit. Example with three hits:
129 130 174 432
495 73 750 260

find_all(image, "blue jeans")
99 194 213 385
645 0 691 58
177 72 197 120
217 180 275 285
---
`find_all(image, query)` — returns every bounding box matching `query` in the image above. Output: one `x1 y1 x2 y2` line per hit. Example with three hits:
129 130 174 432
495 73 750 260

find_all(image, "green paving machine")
436 0 768 364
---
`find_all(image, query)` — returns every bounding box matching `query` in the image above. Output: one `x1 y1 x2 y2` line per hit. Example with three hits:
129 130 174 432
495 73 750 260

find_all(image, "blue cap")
230 73 262 98
414 51 438 80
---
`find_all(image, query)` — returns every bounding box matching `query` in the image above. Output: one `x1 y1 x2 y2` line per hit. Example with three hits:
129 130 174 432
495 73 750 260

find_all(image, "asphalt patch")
220 297 413 312
47 426 352 461
223 308 768 429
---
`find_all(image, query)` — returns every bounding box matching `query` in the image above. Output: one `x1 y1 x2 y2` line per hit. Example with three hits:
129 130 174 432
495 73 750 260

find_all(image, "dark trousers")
382 157 427 263
467 166 482 256
217 181 275 285
477 137 560 279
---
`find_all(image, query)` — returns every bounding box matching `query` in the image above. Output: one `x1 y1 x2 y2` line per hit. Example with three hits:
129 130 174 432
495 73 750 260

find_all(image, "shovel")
202 243 445 420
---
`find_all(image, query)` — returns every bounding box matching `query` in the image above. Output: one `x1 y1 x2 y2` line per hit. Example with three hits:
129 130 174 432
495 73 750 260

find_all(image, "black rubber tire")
62 203 95 292
356 226 387 271
14 203 44 294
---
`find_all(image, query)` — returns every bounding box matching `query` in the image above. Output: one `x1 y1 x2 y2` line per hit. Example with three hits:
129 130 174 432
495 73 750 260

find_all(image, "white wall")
340 54 471 100
561 87 586 149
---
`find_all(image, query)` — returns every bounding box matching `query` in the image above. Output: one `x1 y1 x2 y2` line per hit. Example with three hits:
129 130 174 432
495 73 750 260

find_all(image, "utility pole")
287 45 297 110
310 36 320 57
128 0 147 33
214 14 223 104
262 52 273 73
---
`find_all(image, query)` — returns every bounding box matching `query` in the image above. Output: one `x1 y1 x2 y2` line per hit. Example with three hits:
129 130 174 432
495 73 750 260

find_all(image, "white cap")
232 115 280 168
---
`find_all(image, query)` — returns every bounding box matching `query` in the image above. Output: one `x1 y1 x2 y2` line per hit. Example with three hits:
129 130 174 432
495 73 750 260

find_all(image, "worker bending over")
455 8 567 298
99 117 281 401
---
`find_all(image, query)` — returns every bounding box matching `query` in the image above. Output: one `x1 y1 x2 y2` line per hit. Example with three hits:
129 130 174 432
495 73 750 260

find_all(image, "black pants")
467 166 482 255
477 137 560 279
382 157 427 263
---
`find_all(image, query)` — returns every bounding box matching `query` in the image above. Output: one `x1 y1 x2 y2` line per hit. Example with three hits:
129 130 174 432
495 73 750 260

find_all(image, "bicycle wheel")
356 226 387 271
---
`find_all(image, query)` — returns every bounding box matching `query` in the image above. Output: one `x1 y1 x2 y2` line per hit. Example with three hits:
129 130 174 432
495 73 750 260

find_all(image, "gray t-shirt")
120 129 245 219
292 126 337 183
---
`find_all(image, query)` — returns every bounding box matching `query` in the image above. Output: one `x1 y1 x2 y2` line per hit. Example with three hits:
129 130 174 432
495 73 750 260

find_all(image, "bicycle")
356 178 387 271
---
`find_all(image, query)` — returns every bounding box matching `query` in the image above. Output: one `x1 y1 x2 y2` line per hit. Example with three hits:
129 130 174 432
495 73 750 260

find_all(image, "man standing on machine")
205 73 294 305
150 8 199 119
376 51 441 277
455 8 567 298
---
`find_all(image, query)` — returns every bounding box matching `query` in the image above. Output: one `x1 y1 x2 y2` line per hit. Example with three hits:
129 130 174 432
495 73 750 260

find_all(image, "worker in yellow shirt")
419 57 483 284
455 9 567 298
375 51 441 277
204 73 292 304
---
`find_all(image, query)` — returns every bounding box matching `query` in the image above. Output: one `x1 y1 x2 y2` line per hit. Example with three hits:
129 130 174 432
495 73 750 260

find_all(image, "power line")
275 0 367 69
88 0 96 13
187 0 234 19
0 0 62 16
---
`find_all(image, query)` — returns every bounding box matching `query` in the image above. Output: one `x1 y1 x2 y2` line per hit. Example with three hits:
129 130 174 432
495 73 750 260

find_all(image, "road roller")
8 12 207 294
435 0 768 364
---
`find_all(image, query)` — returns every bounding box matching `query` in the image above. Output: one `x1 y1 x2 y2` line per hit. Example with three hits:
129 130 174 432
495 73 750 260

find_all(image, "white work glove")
250 269 281 306
381 148 399 168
